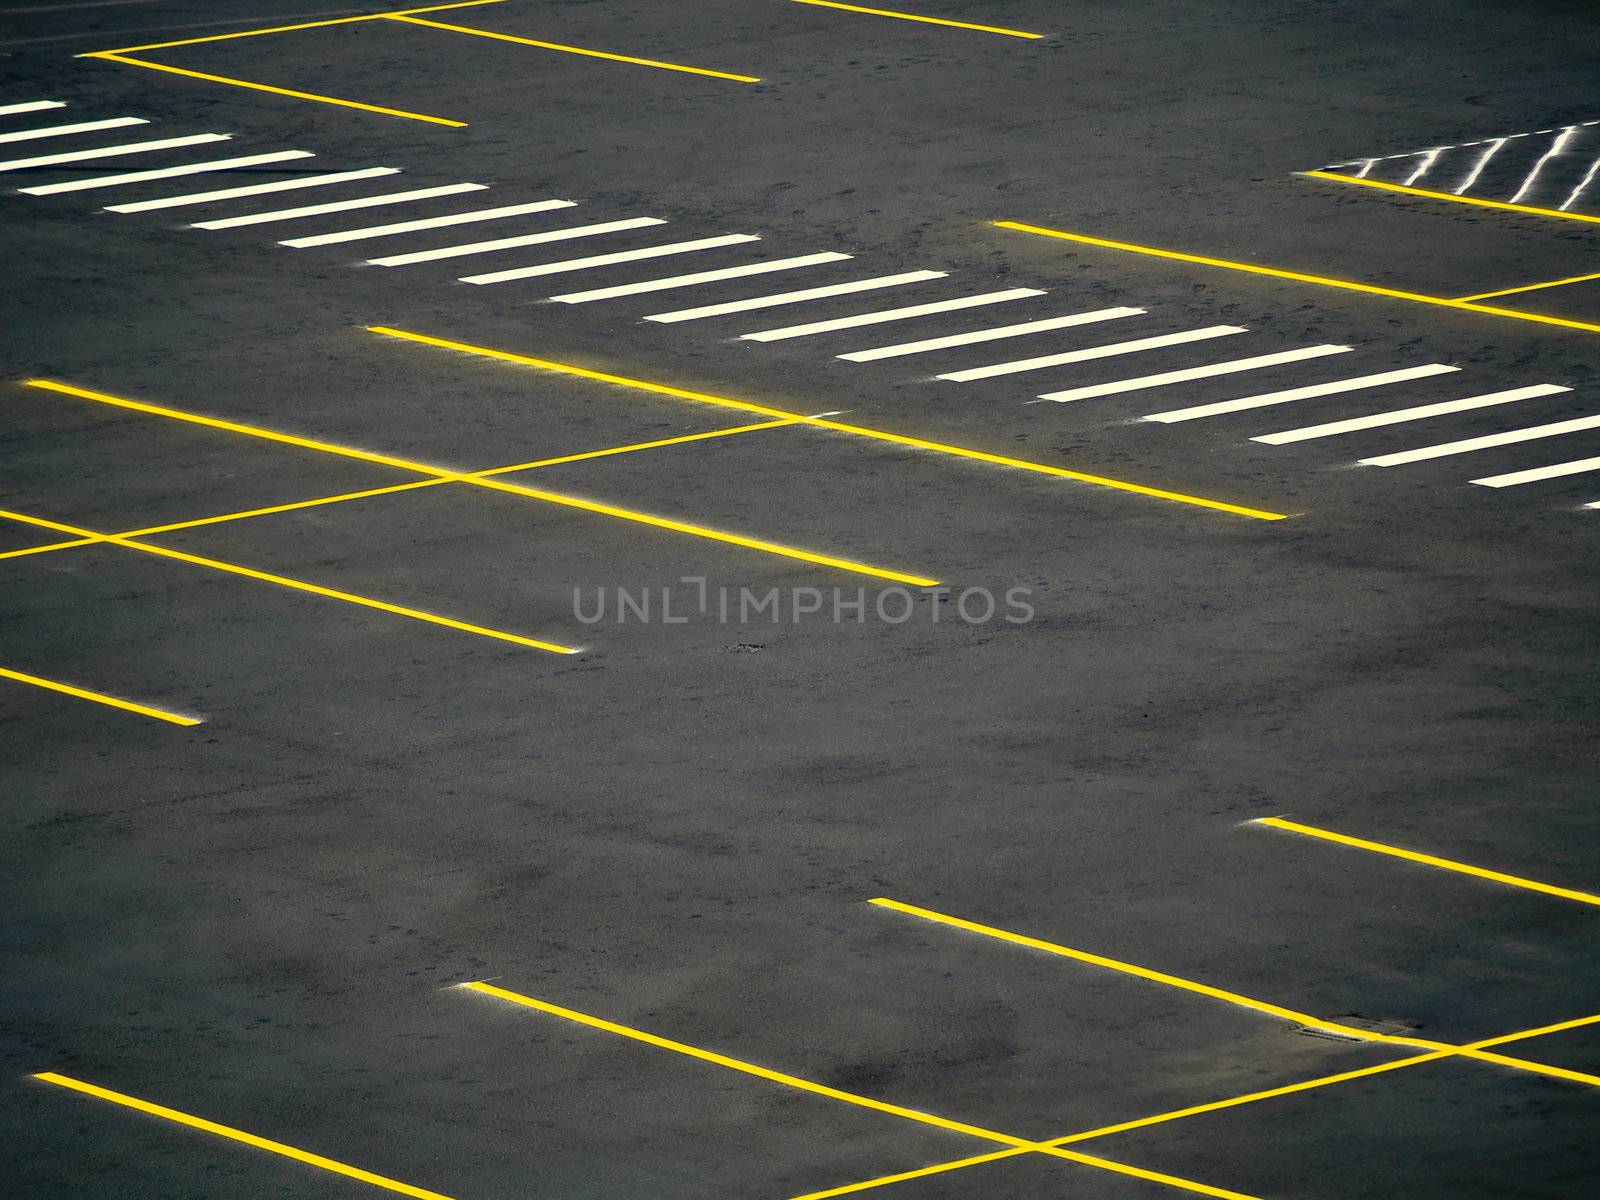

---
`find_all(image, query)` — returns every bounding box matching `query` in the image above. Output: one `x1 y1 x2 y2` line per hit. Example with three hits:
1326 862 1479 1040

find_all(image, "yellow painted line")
788 0 1043 39
94 0 508 53
366 325 1290 521
388 16 761 82
796 1011 1600 1200
1457 271 1600 302
873 897 1600 1087
0 425 794 563
34 1073 454 1200
0 505 578 654
788 1053 1448 1200
86 54 466 128
995 219 1600 337
475 418 801 474
1303 170 1600 228
24 379 931 586
460 981 1261 1200
0 665 200 726
1255 816 1600 907
870 897 1352 1033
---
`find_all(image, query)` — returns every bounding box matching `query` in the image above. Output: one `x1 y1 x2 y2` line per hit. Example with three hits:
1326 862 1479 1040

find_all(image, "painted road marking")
1359 413 1600 466
1039 345 1352 402
1472 456 1600 488
367 217 666 266
28 151 321 198
1303 170 1600 227
742 287 1046 341
0 116 147 144
192 183 487 229
26 379 937 587
1253 384 1570 444
104 166 399 211
551 251 852 303
839 307 1145 362
796 1011 1600 1200
85 52 468 128
369 326 1291 520
90 1 512 54
461 233 760 285
0 100 67 117
0 502 579 653
787 0 1044 39
996 219 1600 337
1459 270 1600 303
387 15 761 82
34 1073 455 1199
644 270 947 323
869 898 1600 1085
460 981 1260 1200
279 198 576 247
1144 364 1461 423
0 666 200 726
1254 817 1600 906
0 133 231 173
937 325 1247 383
0 424 801 564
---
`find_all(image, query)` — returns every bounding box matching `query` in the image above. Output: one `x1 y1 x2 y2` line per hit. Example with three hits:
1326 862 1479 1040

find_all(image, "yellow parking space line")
788 1054 1447 1200
0 665 200 726
460 981 1262 1200
995 219 1600 337
0 482 448 564
33 1073 455 1200
387 16 761 82
86 53 466 127
0 505 578 654
24 380 935 586
366 326 1291 521
870 897 1352 1033
0 423 795 564
95 0 509 54
1457 271 1600 302
871 897 1600 1086
1302 170 1600 227
788 0 1044 39
1254 817 1600 907
796 1009 1600 1200
476 418 802 474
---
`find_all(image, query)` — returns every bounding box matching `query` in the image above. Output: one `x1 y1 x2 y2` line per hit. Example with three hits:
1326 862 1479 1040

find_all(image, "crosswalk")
5 96 1597 513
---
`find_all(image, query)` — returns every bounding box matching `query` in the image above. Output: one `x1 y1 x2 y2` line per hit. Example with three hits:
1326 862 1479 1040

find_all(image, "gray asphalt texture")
3 2 1600 1198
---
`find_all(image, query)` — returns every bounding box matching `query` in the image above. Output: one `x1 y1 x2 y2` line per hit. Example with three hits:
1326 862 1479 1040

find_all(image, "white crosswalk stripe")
0 117 146 145
1039 345 1353 402
280 199 577 248
644 270 946 323
840 307 1145 362
192 183 487 230
461 234 761 285
0 100 67 117
1360 413 1600 466
0 133 231 172
29 152 322 198
940 326 1247 383
742 288 1046 342
551 252 851 303
1143 364 1460 423
1253 384 1570 444
367 217 664 266
1472 457 1600 488
102 165 393 210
